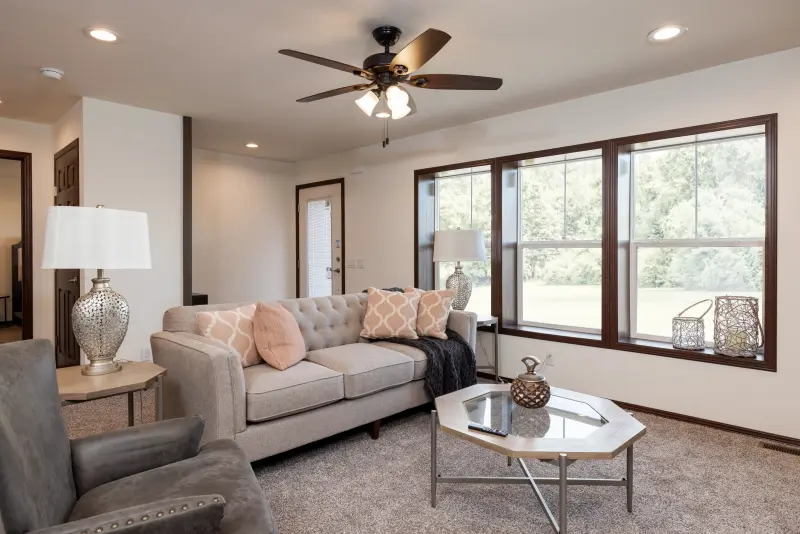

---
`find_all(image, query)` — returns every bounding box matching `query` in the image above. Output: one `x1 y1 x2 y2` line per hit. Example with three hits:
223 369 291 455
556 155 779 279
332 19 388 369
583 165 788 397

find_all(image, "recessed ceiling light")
648 25 687 42
85 28 119 42
245 143 259 148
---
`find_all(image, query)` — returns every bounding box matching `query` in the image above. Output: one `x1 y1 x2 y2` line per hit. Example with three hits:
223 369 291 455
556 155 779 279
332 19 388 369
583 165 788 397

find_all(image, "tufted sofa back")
162 293 368 351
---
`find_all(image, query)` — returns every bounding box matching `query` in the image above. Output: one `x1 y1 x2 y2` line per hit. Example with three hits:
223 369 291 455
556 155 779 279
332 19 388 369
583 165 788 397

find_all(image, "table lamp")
42 205 151 376
433 229 486 310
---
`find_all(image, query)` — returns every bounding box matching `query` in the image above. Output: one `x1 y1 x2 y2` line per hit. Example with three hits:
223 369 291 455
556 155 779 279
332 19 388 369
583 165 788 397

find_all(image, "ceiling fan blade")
406 74 503 90
279 49 373 79
389 29 451 74
296 84 373 103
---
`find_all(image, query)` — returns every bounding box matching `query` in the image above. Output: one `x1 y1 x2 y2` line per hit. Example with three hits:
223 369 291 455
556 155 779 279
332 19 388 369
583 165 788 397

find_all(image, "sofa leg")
369 420 381 440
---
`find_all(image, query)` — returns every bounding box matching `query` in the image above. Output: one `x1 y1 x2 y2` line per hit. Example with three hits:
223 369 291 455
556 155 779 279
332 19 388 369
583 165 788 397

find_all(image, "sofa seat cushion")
242 361 344 423
306 344 414 399
69 440 276 534
371 341 427 381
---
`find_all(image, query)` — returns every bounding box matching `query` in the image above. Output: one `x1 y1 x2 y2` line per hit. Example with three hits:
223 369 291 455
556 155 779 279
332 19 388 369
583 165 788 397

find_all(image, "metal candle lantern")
672 300 713 351
713 296 763 358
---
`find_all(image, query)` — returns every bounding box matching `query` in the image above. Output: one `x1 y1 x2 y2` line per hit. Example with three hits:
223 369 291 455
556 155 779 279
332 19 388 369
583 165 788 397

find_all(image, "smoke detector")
40 67 64 80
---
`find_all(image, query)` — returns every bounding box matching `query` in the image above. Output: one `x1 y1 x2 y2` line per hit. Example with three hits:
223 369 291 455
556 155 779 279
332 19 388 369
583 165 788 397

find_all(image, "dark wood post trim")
182 116 192 305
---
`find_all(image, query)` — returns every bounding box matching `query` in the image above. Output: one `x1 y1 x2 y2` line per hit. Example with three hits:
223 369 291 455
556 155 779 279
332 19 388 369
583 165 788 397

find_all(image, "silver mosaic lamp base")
72 270 129 376
445 262 472 311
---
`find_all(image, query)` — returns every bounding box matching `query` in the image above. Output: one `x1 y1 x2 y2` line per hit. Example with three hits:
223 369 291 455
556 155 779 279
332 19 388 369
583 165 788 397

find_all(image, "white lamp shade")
433 229 487 262
42 206 152 270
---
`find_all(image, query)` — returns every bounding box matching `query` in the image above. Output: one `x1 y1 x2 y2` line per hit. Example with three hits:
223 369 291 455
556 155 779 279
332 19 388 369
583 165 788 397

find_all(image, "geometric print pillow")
360 288 421 340
405 287 455 340
196 304 260 367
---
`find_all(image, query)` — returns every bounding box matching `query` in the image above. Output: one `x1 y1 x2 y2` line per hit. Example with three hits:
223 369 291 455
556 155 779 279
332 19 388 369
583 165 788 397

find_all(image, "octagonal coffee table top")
57 361 166 402
435 384 646 460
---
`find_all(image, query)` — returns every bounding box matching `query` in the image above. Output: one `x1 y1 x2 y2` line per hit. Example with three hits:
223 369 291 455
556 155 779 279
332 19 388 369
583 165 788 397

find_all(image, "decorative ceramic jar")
510 356 551 409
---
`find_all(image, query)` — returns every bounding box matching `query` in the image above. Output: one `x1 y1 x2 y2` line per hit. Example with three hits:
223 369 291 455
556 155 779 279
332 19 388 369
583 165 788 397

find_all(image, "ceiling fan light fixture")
386 85 409 111
374 94 390 119
355 90 380 116
391 104 411 120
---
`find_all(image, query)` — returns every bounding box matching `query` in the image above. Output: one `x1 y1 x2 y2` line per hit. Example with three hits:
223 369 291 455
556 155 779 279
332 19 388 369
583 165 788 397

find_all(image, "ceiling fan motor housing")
362 52 396 71
372 25 402 48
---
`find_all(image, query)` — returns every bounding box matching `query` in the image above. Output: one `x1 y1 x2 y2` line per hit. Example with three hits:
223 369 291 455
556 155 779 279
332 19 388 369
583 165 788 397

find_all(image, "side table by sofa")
475 314 499 382
57 361 166 426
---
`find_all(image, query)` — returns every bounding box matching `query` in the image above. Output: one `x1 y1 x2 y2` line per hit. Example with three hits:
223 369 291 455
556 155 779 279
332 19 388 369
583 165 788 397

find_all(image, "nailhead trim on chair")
67 500 215 533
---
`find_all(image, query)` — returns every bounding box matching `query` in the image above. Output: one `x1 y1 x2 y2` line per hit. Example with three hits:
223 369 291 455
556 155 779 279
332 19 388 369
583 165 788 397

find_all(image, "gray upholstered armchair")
0 339 276 534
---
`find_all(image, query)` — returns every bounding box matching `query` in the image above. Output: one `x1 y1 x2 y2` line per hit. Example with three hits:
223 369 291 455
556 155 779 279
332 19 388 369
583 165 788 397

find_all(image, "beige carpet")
63 392 800 534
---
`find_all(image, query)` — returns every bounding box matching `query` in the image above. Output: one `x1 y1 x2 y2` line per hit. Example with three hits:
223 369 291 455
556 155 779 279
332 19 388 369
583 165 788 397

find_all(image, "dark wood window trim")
295 178 345 298
414 114 778 372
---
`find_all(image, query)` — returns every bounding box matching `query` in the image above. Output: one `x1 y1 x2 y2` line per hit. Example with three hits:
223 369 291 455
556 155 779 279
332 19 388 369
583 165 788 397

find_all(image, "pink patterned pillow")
360 288 421 340
196 304 260 367
405 287 455 339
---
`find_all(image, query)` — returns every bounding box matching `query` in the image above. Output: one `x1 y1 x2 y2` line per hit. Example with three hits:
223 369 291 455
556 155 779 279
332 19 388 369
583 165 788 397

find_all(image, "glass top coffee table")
432 384 646 533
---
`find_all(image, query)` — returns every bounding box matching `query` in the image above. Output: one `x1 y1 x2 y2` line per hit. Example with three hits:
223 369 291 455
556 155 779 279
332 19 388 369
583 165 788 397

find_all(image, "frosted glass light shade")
42 206 151 269
386 86 409 109
392 104 411 120
355 91 379 116
433 229 486 262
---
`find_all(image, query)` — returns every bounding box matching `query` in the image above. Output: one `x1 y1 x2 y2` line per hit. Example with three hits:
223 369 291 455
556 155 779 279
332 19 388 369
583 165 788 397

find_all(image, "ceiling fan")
279 26 503 146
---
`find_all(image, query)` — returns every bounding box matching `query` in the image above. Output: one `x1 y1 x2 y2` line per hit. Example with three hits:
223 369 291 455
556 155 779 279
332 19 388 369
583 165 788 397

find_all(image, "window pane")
435 170 492 315
633 146 695 240
697 136 766 238
307 199 332 298
636 247 763 340
520 164 564 241
437 176 471 230
521 248 602 330
565 158 603 240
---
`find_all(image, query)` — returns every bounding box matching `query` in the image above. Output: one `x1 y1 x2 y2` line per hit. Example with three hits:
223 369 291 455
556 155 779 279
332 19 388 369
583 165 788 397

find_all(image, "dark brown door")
54 140 80 368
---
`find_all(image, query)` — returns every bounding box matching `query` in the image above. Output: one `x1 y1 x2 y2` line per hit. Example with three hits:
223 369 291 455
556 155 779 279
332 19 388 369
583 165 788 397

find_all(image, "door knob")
330 268 341 274
68 277 78 284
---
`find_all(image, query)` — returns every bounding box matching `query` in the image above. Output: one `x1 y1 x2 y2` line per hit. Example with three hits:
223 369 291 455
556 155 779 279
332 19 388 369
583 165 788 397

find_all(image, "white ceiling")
1 0 799 162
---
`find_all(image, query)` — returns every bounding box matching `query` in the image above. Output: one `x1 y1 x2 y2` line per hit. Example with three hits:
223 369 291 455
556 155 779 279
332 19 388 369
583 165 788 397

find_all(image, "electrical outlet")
545 353 554 366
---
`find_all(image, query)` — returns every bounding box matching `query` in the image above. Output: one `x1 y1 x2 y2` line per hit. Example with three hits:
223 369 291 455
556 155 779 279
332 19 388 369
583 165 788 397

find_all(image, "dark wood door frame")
54 139 81 367
295 178 345 297
0 149 33 340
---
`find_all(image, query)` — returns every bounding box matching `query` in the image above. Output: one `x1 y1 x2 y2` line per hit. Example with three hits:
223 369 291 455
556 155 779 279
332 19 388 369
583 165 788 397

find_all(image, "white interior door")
298 183 343 297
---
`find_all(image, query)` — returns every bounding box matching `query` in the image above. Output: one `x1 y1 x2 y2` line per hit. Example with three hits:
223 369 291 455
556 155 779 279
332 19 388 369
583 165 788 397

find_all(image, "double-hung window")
627 126 766 345
517 148 603 333
433 165 492 315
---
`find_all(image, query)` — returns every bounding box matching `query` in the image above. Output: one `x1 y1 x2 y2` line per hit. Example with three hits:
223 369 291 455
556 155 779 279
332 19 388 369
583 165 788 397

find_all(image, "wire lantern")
713 296 764 358
672 300 713 351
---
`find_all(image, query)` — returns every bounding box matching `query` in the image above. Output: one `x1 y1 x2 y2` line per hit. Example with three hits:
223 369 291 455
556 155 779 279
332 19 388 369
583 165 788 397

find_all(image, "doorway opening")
0 150 32 344
296 178 345 298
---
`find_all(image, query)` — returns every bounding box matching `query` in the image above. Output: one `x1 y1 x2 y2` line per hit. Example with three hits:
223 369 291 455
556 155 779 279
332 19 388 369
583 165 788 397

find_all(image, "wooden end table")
57 362 167 426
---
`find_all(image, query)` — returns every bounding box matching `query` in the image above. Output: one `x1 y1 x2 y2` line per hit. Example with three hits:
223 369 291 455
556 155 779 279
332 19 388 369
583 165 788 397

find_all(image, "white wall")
0 160 22 314
0 117 54 341
296 48 800 438
81 98 183 362
193 149 295 303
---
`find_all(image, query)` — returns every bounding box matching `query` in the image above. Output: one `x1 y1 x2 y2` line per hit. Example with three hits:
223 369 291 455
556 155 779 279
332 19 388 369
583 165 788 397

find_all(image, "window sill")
498 325 775 372
499 324 605 348
613 338 774 372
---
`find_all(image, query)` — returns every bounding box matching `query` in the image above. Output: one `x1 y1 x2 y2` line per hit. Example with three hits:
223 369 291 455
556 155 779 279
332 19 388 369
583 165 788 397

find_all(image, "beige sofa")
151 293 477 462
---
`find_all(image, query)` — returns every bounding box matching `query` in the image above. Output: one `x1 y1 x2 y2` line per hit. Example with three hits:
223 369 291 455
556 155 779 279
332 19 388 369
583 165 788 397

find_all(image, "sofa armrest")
447 310 477 350
70 416 204 497
150 331 246 443
29 495 224 534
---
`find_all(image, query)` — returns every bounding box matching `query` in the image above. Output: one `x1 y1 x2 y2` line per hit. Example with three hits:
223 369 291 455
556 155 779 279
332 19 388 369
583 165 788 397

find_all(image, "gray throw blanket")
370 329 477 398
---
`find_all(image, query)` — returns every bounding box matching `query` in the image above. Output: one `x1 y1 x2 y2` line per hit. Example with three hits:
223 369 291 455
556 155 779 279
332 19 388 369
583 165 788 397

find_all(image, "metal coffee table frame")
430 384 645 534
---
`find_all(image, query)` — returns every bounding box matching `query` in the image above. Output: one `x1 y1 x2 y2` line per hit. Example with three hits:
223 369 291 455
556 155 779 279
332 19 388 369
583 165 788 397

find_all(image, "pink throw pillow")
196 304 260 367
253 302 306 370
360 288 421 340
405 287 455 339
